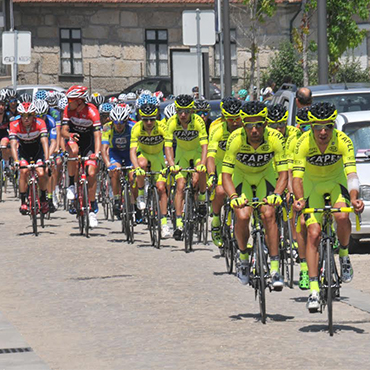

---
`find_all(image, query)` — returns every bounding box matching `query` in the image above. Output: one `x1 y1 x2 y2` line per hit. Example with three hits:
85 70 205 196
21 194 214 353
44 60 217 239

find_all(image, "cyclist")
0 91 11 175
9 102 50 214
102 104 135 217
130 102 171 238
194 99 212 133
222 101 288 289
293 102 364 311
99 103 114 125
207 97 243 253
61 85 101 228
161 103 176 125
91 93 104 108
165 94 208 240
5 89 18 121
286 107 312 290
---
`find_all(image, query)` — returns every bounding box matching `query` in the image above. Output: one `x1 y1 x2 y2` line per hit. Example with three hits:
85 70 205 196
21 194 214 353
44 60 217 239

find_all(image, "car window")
313 93 370 114
125 80 159 93
17 88 34 96
159 80 172 97
343 122 370 154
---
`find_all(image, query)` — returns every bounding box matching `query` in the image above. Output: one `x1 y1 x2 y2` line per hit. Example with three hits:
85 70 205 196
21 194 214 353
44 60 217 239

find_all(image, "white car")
6 84 65 97
336 111 370 246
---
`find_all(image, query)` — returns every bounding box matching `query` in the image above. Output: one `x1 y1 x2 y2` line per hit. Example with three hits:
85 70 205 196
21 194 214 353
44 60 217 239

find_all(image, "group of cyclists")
0 83 364 312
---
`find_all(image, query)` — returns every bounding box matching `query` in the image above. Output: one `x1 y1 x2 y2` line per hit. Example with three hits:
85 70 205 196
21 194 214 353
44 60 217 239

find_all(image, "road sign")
182 10 216 46
2 31 31 65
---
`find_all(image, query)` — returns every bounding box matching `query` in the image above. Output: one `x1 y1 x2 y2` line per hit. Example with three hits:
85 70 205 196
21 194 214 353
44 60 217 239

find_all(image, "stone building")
0 0 369 94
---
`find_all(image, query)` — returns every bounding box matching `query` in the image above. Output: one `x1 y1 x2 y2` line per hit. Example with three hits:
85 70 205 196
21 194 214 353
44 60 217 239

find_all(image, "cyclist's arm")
101 144 110 168
164 146 175 167
206 156 216 175
130 147 140 169
55 125 61 152
200 144 207 165
93 130 101 156
10 137 19 162
61 124 70 140
222 172 237 199
41 136 49 161
49 138 57 156
275 170 288 195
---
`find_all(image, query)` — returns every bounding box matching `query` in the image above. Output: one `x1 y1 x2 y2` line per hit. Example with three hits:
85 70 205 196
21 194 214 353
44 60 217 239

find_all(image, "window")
60 28 83 75
145 30 168 77
215 29 237 78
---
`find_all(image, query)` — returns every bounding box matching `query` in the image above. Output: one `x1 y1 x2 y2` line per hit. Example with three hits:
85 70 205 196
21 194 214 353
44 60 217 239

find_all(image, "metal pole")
223 0 232 96
12 30 17 90
318 0 328 84
217 0 224 97
196 9 202 97
9 0 14 31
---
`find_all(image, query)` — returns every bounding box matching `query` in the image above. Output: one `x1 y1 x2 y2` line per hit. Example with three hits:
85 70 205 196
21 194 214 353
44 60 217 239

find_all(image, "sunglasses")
244 121 265 129
226 117 242 123
21 113 35 118
36 114 46 118
142 118 156 122
312 123 334 131
113 120 127 125
9 99 17 103
177 109 192 115
197 111 209 116
300 124 311 132
268 121 286 129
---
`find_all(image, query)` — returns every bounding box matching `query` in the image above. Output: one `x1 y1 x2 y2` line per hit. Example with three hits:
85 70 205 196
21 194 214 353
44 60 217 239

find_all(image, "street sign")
182 10 216 46
2 31 31 65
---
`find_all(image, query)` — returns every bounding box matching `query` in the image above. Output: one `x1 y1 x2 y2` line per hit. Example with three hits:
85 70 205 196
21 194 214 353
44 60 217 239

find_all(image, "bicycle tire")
77 183 84 235
169 182 176 230
152 188 161 249
30 180 38 236
127 186 135 243
223 206 234 274
184 189 194 253
286 219 294 289
0 161 3 201
102 176 109 220
326 238 334 336
256 232 267 324
83 181 90 238
13 169 19 198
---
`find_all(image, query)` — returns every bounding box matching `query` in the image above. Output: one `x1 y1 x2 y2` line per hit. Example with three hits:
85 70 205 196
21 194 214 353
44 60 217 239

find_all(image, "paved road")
1 191 370 370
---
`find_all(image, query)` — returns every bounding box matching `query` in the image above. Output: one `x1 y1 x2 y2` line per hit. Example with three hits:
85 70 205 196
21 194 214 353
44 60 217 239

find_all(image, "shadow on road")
230 312 295 322
17 231 56 236
69 232 106 237
213 271 233 276
299 324 366 334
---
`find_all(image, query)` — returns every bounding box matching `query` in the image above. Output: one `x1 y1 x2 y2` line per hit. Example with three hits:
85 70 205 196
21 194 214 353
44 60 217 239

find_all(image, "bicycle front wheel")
30 181 38 236
150 188 161 249
184 189 194 253
256 233 267 324
222 206 234 274
326 239 334 336
83 181 90 238
0 161 3 201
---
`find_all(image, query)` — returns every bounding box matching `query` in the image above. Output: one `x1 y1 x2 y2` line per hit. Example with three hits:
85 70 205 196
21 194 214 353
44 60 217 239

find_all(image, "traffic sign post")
2 31 31 89
183 10 215 97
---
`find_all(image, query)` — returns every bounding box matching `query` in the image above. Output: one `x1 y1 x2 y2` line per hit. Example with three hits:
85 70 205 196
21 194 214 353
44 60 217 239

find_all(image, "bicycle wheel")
77 183 84 235
285 220 295 289
30 180 38 236
256 233 267 324
83 181 90 238
169 182 176 230
101 175 109 220
184 189 194 253
0 161 3 201
222 207 234 274
326 239 334 336
149 188 161 248
13 168 19 198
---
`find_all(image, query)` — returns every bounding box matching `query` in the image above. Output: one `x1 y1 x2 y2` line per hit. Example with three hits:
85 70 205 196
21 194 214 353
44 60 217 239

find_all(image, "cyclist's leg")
0 133 11 172
211 167 225 247
19 155 30 213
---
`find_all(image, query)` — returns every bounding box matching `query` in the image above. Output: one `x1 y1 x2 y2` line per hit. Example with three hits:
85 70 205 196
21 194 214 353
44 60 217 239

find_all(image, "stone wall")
13 3 306 94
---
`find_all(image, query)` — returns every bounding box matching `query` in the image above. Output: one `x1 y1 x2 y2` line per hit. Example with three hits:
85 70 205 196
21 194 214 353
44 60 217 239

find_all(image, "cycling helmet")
241 101 268 118
194 99 211 112
135 89 143 96
126 92 137 100
266 104 289 123
220 97 242 118
91 92 104 106
167 94 175 100
0 90 7 103
17 102 37 114
238 89 248 99
308 102 337 122
34 99 49 115
6 88 17 99
142 89 152 96
19 93 32 103
108 96 118 105
153 91 164 101
66 85 89 100
118 93 127 103
139 102 158 118
58 96 68 111
35 90 47 101
164 103 176 119
109 104 131 123
296 107 312 125
174 94 194 109
45 91 58 107
99 102 114 114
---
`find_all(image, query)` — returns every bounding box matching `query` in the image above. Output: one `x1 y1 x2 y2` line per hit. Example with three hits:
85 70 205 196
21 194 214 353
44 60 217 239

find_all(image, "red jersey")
9 118 48 145
62 102 101 136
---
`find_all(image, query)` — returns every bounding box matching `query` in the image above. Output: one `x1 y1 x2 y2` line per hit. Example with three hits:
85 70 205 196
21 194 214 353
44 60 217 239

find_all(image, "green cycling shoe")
211 226 223 248
299 270 310 290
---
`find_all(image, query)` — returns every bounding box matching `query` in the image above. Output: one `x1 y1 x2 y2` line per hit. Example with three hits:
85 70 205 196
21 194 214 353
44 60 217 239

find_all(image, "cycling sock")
138 187 144 197
47 193 52 199
176 216 183 228
20 192 27 204
300 259 308 272
114 194 120 200
91 200 97 212
161 217 167 226
270 256 279 273
309 277 319 293
198 192 206 202
212 214 220 227
339 245 349 257
239 249 249 261
69 176 75 186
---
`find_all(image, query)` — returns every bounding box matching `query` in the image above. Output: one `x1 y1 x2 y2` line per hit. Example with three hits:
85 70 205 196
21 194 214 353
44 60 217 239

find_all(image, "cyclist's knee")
334 212 349 224
138 157 147 169
307 224 321 244
156 182 166 195
215 185 225 198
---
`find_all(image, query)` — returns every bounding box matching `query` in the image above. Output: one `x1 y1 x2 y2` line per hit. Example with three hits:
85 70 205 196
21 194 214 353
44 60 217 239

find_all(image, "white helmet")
164 103 176 119
142 89 152 96
34 99 49 115
109 104 131 122
91 92 104 106
118 93 127 103
17 102 37 114
126 92 137 101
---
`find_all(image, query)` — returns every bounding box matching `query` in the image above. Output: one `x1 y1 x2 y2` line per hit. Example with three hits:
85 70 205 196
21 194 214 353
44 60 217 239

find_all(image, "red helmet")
66 85 89 100
17 102 37 114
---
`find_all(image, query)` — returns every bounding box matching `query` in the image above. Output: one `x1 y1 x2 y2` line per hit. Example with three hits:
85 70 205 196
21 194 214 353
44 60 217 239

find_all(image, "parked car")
6 84 66 98
109 78 221 100
271 83 370 127
336 111 370 249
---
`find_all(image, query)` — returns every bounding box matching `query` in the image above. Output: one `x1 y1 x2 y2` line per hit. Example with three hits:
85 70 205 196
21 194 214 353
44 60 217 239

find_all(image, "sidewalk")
0 312 50 370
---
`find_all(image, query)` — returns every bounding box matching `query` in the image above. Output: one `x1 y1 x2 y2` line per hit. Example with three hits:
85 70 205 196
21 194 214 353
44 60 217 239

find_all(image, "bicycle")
0 144 9 201
19 161 48 236
195 189 210 245
277 192 295 288
114 164 135 243
142 163 162 249
68 156 91 238
297 195 360 336
55 151 69 210
101 166 114 222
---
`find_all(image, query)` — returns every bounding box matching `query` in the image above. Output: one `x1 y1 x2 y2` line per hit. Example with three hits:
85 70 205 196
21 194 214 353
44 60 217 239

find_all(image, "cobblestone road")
1 191 370 370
